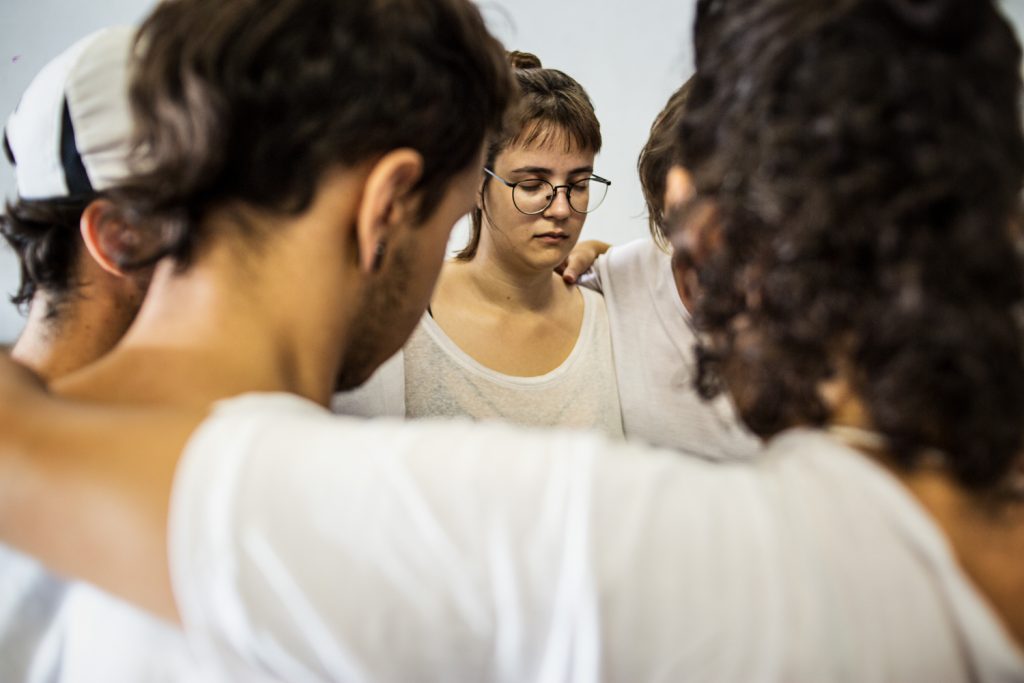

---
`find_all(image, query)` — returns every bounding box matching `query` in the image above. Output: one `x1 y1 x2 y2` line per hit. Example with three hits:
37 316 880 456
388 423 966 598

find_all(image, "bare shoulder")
555 271 586 308
0 348 205 479
549 273 587 340
433 259 472 308
0 354 48 444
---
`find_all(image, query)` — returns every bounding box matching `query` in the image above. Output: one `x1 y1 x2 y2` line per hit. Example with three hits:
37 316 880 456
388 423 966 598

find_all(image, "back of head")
458 50 601 260
117 0 514 268
682 0 1024 493
2 26 136 314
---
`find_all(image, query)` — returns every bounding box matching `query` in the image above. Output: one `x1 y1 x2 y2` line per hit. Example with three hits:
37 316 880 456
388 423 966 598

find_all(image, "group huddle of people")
0 0 1021 680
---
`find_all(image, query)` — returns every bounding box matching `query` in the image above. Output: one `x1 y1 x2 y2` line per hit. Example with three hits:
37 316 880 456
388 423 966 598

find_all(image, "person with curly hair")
679 0 1024 493
0 0 1021 679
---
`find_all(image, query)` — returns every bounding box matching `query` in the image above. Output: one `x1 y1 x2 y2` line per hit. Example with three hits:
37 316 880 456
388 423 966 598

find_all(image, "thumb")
561 250 593 284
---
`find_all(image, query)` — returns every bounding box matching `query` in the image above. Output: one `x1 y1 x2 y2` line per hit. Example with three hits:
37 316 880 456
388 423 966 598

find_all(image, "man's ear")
355 149 424 274
80 199 135 277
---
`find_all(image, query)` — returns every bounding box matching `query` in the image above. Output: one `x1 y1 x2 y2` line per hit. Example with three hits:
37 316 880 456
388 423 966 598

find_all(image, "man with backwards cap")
1 26 205 683
3 27 150 384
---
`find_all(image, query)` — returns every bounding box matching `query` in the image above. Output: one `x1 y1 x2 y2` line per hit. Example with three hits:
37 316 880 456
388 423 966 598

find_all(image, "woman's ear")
80 199 135 277
476 174 488 212
355 148 424 274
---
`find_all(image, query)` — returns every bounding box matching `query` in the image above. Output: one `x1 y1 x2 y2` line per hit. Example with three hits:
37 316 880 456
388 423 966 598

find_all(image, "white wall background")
1 0 1023 343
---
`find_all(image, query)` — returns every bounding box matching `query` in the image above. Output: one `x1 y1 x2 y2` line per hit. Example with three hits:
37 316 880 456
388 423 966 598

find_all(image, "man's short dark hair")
1 197 90 315
116 0 515 268
682 0 1024 493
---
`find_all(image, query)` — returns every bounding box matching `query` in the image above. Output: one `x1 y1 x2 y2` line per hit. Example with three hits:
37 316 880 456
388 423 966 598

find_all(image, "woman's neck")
457 251 562 312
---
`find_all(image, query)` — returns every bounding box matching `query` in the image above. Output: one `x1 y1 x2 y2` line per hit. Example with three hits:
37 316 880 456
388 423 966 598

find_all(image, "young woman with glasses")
334 51 623 438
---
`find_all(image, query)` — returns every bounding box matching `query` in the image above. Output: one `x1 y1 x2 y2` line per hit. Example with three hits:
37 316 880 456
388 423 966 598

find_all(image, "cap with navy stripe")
4 26 136 201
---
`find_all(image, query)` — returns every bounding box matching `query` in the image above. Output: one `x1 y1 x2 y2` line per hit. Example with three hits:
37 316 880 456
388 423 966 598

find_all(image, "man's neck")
55 226 354 410
12 289 135 384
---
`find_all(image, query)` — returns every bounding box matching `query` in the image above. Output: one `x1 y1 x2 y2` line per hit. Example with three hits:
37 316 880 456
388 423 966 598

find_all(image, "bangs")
508 119 597 154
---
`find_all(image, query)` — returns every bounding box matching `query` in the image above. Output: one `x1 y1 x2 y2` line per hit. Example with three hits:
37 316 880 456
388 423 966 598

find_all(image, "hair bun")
507 50 542 70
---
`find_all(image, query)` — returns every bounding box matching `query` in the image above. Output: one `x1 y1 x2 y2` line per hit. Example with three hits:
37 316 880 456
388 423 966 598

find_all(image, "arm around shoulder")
0 357 202 622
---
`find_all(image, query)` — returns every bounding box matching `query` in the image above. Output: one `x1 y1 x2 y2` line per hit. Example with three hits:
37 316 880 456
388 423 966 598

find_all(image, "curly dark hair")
0 197 90 316
681 0 1024 492
112 0 514 269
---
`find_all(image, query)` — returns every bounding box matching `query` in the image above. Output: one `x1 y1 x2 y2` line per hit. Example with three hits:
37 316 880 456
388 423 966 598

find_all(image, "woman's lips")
533 232 569 244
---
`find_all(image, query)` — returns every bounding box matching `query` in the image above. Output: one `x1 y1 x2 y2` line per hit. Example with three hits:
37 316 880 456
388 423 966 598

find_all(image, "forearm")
0 392 199 621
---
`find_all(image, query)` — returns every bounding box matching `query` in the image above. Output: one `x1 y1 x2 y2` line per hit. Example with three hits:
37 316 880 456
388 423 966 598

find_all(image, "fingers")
561 248 596 284
561 252 587 284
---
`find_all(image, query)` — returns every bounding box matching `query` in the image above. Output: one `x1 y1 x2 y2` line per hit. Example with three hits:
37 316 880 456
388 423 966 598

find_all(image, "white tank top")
403 287 623 438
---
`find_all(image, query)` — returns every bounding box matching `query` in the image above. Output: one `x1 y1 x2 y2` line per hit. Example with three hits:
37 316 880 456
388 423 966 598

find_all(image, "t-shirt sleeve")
579 239 661 297
330 351 405 418
577 257 604 294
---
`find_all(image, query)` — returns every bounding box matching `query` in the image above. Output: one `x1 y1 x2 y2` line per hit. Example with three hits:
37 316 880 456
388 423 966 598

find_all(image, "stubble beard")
334 238 418 392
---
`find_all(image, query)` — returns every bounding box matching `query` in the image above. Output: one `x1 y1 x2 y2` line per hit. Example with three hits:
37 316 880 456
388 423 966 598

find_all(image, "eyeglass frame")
482 167 611 215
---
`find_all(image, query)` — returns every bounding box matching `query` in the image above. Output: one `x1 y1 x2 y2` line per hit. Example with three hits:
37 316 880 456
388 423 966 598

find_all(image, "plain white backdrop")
1 0 1022 342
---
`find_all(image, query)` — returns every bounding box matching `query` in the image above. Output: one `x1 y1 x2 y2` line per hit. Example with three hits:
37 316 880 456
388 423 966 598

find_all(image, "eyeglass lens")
512 178 608 214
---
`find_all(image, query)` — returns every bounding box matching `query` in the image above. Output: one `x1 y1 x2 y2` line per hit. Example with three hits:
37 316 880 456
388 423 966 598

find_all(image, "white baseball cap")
4 26 137 201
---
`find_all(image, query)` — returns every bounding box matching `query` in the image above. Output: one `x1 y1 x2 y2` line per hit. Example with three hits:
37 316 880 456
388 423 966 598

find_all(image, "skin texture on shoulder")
0 351 200 620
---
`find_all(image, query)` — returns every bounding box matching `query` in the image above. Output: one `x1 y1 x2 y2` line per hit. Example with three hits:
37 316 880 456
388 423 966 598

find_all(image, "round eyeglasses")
483 168 611 215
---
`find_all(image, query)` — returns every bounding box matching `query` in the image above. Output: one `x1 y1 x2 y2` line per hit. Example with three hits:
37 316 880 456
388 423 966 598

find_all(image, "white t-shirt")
0 545 210 682
0 546 66 682
584 238 760 458
332 287 623 439
169 392 1024 682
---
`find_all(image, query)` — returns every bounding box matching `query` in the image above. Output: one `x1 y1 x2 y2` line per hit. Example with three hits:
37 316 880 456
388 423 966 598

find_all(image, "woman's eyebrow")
509 166 552 175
